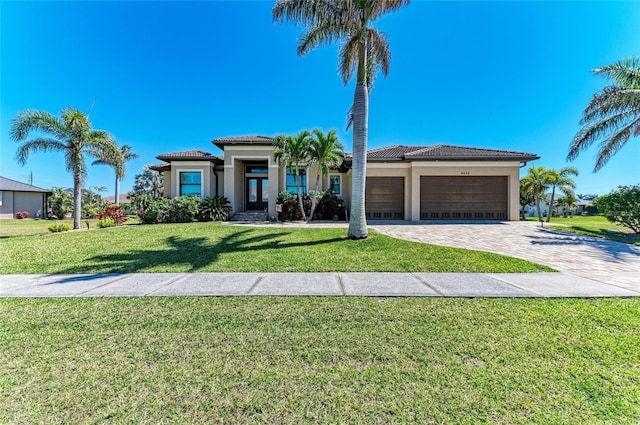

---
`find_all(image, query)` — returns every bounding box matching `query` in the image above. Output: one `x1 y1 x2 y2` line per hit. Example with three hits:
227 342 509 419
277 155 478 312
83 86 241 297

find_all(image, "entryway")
245 162 269 211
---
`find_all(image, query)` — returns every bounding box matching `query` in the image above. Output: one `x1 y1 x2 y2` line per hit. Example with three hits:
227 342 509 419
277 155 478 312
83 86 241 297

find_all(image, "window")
329 175 341 195
0 191 3 206
179 171 202 196
286 167 307 194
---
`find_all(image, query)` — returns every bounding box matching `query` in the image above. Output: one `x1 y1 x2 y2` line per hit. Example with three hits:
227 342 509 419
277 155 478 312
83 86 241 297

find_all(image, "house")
150 136 539 221
0 176 51 219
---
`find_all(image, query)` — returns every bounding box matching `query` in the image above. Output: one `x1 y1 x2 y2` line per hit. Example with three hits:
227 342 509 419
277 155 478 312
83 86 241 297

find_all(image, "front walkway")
370 221 640 291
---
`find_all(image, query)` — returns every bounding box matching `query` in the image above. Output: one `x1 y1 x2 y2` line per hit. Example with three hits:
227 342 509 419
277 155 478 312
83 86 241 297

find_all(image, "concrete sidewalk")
1 272 638 298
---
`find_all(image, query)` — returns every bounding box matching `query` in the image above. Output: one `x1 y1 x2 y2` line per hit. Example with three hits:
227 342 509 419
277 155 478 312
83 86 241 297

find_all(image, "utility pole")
29 171 33 185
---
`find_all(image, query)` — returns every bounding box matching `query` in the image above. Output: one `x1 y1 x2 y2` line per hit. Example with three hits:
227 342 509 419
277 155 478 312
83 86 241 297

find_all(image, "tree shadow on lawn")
57 228 345 274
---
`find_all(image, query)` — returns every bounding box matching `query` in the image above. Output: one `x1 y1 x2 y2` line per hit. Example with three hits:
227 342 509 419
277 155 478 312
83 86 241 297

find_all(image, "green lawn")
1 297 638 424
0 221 552 274
524 216 640 246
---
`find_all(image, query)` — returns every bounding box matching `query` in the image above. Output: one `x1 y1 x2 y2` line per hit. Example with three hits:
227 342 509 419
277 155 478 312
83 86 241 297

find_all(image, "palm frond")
273 0 351 26
593 121 638 171
368 0 411 21
367 29 390 77
298 22 345 56
569 109 639 161
15 138 67 166
582 87 640 123
338 35 361 84
10 110 70 142
594 56 640 89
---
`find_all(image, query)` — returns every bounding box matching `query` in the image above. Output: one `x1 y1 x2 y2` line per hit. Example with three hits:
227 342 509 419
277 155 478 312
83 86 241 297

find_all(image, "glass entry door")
246 177 269 210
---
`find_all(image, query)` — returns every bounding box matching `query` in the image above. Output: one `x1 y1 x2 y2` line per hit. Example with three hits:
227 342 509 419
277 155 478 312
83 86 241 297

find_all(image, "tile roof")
0 176 51 193
148 163 171 172
156 150 222 162
212 135 274 149
346 144 539 161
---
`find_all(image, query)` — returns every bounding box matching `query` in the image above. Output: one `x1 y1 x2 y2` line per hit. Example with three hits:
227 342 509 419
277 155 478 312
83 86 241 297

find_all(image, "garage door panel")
366 177 404 220
420 176 507 220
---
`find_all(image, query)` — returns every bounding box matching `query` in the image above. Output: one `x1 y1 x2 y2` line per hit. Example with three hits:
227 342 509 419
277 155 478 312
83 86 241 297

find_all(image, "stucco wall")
0 191 15 219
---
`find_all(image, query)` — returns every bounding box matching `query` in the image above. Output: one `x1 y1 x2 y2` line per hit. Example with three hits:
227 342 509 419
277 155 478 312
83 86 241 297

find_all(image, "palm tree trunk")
295 169 306 220
535 196 542 221
73 171 82 230
308 173 321 223
546 186 556 222
115 177 120 206
348 43 369 239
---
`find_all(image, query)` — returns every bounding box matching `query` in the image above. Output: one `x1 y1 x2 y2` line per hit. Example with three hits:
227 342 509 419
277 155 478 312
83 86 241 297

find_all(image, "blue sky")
1 1 639 197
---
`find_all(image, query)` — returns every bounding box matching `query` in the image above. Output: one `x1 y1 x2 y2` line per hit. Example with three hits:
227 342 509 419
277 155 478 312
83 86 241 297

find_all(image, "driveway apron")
370 221 640 291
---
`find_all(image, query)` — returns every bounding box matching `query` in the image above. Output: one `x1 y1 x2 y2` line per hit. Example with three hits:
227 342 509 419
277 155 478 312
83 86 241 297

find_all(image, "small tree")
595 185 640 233
545 166 578 222
48 187 73 219
273 131 312 220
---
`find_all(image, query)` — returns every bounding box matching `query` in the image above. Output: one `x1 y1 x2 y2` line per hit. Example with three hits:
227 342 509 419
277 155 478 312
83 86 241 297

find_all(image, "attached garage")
420 176 508 220
365 177 404 220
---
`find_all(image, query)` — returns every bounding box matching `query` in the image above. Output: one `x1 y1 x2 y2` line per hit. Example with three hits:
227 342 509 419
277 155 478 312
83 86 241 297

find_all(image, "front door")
246 177 269 210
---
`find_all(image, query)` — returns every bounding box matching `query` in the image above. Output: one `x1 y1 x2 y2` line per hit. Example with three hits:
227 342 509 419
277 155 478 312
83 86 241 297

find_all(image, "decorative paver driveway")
370 221 640 291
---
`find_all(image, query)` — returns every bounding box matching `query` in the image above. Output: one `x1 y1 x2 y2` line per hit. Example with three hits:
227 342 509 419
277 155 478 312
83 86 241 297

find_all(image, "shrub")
198 196 232 222
15 211 29 219
48 222 71 233
163 196 199 223
139 196 199 224
275 191 346 221
139 198 171 224
97 205 128 225
595 184 640 233
96 218 115 228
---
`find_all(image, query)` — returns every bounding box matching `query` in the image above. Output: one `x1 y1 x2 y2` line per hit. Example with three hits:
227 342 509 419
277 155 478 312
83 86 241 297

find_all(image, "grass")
0 217 139 237
0 221 552 274
525 216 640 246
1 297 638 424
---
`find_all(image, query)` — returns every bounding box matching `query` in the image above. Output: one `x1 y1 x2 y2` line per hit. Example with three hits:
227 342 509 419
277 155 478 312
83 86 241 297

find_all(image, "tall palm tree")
544 166 578 222
273 0 410 239
568 56 640 171
273 130 313 220
11 107 117 230
307 129 345 222
520 166 550 221
90 143 138 205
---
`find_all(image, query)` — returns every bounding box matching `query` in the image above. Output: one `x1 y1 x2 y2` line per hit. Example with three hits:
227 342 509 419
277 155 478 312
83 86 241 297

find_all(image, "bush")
595 184 640 233
15 211 29 219
139 196 199 224
97 205 128 225
96 218 115 228
276 191 346 221
198 196 232 222
48 222 71 233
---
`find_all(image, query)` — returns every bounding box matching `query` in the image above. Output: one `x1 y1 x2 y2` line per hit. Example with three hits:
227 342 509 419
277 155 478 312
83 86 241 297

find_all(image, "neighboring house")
102 194 132 204
0 176 51 219
150 136 539 221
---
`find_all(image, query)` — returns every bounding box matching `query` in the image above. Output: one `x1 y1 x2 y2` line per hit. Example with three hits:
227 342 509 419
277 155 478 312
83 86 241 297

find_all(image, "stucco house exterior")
150 135 539 221
0 176 51 219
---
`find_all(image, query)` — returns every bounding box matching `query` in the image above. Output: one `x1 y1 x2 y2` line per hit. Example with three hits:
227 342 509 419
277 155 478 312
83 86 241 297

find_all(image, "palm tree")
568 56 640 171
11 107 117 230
544 166 578 222
520 166 550 221
307 129 345 222
90 143 138 205
555 192 578 217
273 130 313 220
133 166 164 199
273 0 410 239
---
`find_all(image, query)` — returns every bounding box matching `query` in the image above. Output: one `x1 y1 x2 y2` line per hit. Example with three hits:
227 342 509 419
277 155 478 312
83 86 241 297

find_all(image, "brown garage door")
420 176 507 220
365 177 404 220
